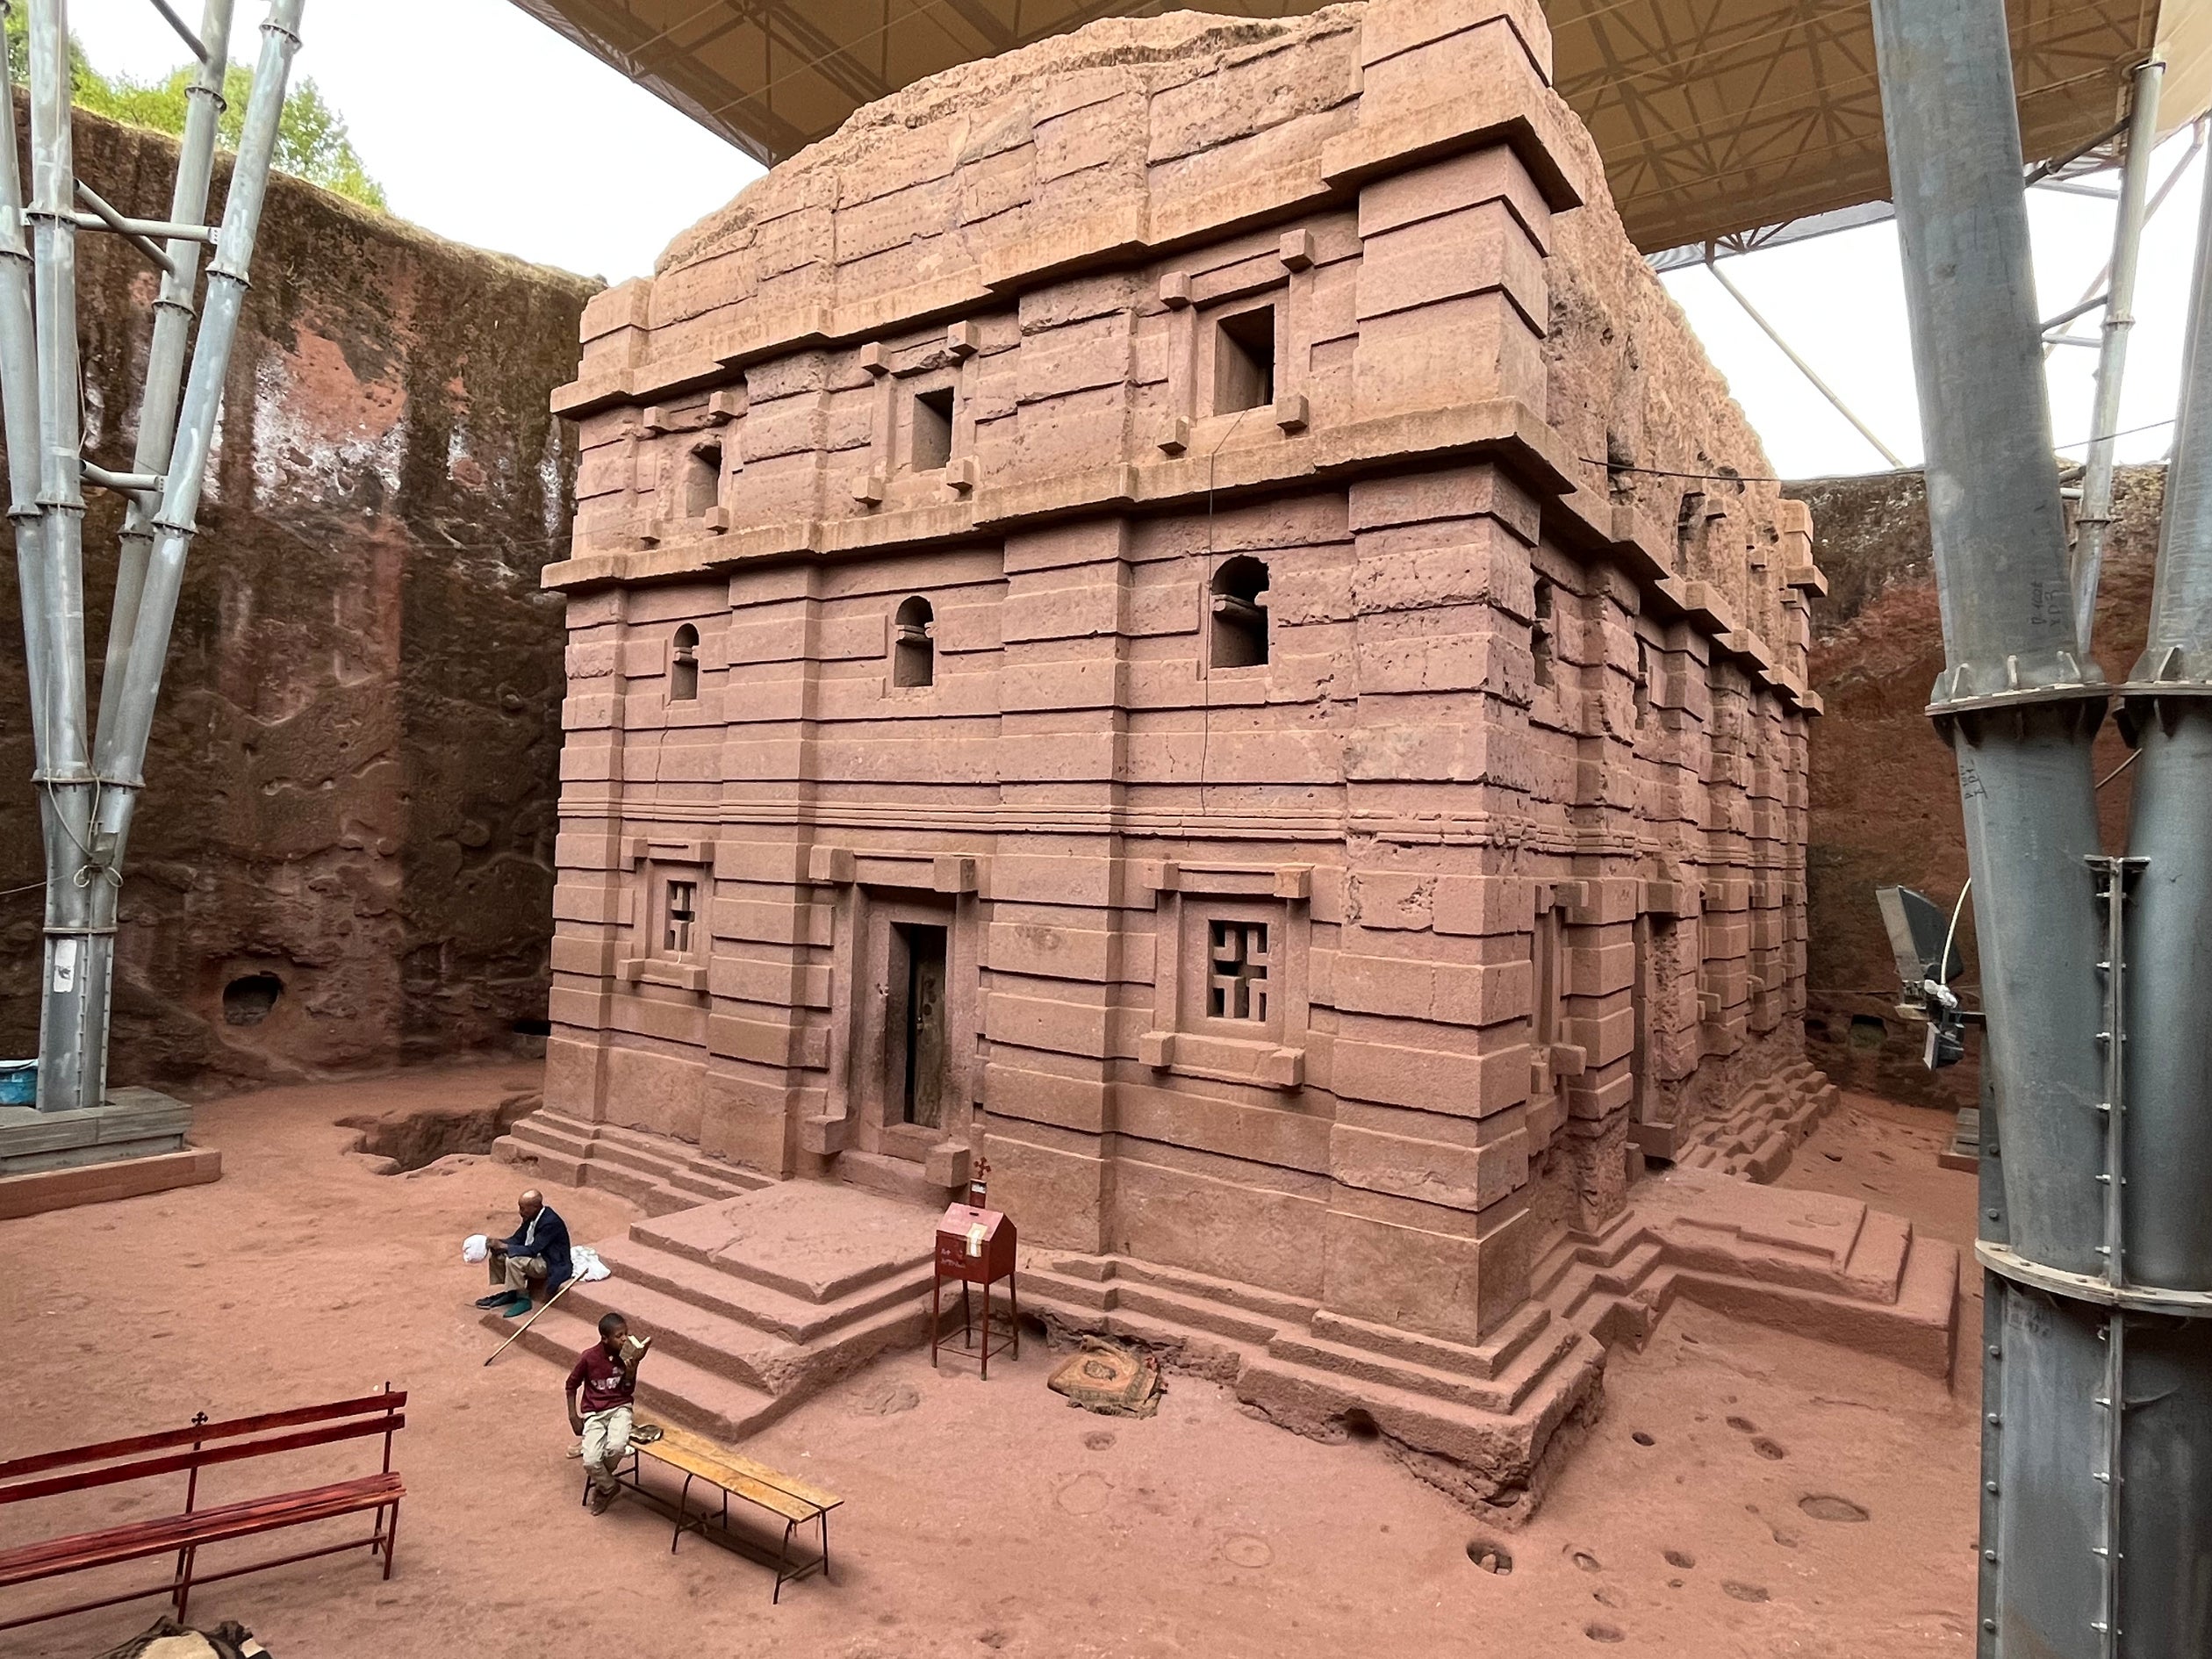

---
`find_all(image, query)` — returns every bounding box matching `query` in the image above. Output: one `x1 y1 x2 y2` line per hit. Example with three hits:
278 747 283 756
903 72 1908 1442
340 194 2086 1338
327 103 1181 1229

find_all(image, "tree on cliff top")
4 12 387 211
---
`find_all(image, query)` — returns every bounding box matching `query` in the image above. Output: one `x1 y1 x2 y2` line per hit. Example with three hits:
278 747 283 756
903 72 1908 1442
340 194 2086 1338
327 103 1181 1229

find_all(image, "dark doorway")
1632 914 1661 1124
894 923 949 1129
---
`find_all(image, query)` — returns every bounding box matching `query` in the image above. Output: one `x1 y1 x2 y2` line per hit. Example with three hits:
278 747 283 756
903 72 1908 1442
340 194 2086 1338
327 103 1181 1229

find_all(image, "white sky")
60 0 2212 482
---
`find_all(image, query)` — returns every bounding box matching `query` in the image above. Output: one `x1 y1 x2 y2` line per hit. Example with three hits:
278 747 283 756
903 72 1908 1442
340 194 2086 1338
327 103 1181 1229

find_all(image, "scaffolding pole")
2072 58 2164 653
6 0 305 1113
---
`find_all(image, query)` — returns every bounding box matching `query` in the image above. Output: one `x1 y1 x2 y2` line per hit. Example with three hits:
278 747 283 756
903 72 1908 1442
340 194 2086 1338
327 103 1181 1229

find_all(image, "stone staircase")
1016 1253 1605 1519
483 1181 948 1440
1663 1060 1842 1181
492 1107 772 1217
1531 1162 1959 1379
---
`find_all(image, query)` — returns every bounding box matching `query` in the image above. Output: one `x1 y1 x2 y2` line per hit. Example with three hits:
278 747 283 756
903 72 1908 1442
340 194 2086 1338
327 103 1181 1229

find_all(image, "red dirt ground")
4 1068 1979 1657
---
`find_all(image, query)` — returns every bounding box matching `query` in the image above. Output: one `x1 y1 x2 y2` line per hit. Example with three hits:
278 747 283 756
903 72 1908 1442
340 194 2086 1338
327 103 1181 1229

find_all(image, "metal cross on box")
6 0 304 1113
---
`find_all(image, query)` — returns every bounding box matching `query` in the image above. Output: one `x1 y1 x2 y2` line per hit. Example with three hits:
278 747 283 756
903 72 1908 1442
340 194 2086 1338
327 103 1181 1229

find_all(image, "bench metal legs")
770 1508 832 1602
610 1450 833 1602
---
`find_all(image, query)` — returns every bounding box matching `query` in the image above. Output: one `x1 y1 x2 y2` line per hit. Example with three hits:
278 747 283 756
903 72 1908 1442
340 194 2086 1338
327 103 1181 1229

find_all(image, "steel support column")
4 0 304 1112
2072 57 2164 650
1864 1 2193 1654
1877 1 2212 1650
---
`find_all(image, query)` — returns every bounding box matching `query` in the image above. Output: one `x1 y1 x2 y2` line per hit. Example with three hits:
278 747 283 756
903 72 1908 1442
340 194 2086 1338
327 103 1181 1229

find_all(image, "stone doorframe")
801 845 985 1170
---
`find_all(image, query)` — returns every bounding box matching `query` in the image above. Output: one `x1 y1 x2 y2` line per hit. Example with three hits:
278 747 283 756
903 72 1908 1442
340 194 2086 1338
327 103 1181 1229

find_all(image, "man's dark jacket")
499 1205 572 1299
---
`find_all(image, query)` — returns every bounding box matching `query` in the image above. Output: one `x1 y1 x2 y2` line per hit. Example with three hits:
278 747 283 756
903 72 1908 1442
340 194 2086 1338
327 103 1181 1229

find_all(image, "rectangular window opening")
686 443 722 517
911 386 955 470
1206 919 1271 1023
1212 305 1276 414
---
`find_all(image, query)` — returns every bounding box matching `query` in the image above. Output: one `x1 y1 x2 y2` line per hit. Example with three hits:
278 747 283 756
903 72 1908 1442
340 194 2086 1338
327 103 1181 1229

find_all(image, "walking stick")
485 1273 585 1367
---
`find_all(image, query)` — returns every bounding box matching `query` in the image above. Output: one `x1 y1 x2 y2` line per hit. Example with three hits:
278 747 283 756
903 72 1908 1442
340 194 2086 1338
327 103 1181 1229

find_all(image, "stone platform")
485 1180 949 1439
1533 1165 1959 1379
0 1088 220 1218
1016 1160 1957 1521
484 1110 1954 1525
1016 1252 1605 1523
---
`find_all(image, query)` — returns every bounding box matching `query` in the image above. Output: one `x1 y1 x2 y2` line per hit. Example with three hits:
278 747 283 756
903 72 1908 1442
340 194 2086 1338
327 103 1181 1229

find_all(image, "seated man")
475 1188 572 1318
568 1311 650 1514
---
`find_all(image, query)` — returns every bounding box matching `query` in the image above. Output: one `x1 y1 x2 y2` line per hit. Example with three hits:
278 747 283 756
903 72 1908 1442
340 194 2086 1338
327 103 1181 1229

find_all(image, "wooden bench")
0 1388 406 1633
600 1423 840 1602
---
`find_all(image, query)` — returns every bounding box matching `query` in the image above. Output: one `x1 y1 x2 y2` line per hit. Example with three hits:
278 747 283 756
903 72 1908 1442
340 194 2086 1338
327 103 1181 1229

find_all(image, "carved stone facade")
535 1 1830 1505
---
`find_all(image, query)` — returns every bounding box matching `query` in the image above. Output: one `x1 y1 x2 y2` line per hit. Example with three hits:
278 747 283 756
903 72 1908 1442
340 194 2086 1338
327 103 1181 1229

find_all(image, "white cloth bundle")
570 1246 611 1283
461 1233 489 1264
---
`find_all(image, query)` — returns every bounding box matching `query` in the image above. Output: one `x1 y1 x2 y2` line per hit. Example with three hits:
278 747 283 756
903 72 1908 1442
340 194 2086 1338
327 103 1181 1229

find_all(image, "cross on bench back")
0 1387 406 1633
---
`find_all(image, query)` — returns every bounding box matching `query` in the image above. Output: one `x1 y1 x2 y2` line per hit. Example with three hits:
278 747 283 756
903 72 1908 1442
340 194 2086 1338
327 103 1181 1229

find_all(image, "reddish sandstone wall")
541 1 1821 1348
0 103 596 1088
1798 463 2159 1110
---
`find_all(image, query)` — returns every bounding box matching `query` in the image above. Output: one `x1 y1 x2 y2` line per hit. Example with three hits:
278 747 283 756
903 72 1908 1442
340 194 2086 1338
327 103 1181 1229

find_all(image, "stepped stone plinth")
485 1181 947 1438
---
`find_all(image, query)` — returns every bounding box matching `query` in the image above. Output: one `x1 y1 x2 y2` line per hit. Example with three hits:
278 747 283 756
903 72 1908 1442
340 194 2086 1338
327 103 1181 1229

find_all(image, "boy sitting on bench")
568 1312 650 1514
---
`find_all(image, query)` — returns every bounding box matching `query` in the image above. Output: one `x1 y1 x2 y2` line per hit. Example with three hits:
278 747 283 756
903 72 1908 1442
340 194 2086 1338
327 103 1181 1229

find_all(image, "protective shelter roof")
511 0 2208 254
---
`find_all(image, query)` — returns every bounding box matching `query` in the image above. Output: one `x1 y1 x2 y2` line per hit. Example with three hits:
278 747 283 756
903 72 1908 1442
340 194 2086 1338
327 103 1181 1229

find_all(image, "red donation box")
931 1203 1018 1378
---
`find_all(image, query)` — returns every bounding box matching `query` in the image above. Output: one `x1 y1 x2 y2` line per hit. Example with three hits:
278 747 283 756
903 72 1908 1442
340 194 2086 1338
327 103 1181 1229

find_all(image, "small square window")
664 880 698 957
1207 920 1270 1023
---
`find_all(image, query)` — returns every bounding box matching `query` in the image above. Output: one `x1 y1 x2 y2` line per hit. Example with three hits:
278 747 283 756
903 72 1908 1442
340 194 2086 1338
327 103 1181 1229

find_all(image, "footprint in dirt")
1221 1535 1273 1569
1800 1494 1871 1524
1054 1472 1112 1515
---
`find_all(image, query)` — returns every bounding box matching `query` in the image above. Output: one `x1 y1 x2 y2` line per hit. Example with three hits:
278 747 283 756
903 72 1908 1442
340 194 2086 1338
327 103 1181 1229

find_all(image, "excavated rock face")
0 101 597 1088
1799 463 2159 1109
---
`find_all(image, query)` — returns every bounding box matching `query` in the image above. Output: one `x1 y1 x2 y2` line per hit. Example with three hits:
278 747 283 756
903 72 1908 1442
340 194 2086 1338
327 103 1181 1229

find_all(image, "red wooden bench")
0 1387 406 1633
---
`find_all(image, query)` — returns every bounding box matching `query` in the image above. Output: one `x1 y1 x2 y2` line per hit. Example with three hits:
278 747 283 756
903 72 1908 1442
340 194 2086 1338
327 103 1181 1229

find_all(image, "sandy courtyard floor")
4 1066 1980 1657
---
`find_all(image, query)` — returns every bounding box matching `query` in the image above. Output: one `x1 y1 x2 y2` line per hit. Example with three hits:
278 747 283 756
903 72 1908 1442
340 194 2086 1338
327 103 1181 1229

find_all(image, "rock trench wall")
0 101 597 1089
1799 463 2162 1109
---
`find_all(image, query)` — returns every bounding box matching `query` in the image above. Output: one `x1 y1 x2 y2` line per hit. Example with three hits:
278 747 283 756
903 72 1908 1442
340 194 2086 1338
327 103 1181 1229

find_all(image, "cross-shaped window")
664 880 697 957
1207 921 1270 1022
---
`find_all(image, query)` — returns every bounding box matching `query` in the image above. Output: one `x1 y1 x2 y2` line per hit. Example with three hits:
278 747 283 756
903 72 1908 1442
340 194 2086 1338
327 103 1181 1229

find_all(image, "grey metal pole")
2118 142 2212 1293
1866 2 2162 1655
2072 58 2165 651
25 0 104 1113
0 3 54 965
90 0 305 861
92 0 233 763
0 3 49 770
64 0 238 1105
1870 0 2108 1266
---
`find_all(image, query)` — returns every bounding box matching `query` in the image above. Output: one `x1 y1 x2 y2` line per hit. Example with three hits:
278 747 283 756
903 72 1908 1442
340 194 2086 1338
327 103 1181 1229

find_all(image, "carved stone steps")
493 1109 770 1217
